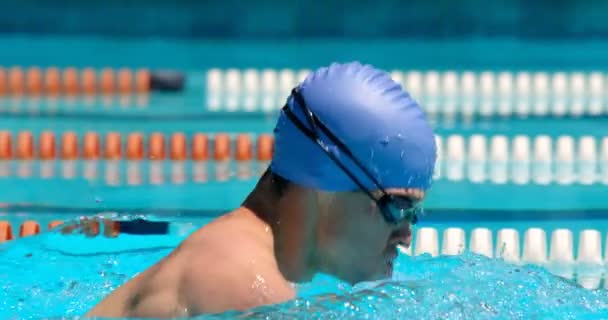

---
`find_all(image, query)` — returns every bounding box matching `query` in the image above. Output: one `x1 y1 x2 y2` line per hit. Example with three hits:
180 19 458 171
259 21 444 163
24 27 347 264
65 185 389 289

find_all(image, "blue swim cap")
271 62 437 192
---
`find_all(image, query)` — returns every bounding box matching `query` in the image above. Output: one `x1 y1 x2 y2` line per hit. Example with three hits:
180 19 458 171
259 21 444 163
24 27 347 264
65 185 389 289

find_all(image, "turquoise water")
1 36 607 318
1 215 608 319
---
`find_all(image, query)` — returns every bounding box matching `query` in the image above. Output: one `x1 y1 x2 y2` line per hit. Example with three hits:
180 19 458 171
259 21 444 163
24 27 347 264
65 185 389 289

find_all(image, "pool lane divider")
0 220 62 242
0 67 184 95
0 131 274 162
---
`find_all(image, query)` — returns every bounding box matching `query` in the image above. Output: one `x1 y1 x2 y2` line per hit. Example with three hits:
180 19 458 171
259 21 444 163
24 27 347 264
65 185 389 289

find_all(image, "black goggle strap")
282 106 376 203
289 88 391 199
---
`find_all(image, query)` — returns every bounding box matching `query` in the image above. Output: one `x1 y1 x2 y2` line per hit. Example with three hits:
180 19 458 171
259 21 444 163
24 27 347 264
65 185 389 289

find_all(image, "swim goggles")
281 87 421 225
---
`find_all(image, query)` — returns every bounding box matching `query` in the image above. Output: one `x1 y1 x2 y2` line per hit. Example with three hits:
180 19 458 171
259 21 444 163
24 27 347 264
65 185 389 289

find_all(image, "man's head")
246 62 436 284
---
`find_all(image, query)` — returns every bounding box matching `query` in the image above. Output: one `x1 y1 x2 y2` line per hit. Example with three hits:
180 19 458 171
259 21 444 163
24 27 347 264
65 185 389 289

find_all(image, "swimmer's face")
315 188 423 284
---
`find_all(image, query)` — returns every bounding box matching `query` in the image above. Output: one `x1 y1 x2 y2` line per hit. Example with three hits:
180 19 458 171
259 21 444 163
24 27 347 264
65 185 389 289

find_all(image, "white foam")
496 228 520 263
511 135 530 184
522 228 547 266
532 135 553 184
415 227 439 257
442 228 466 255
469 228 493 258
489 135 509 184
398 244 412 256
446 135 465 181
555 136 575 184
547 229 575 279
467 134 487 183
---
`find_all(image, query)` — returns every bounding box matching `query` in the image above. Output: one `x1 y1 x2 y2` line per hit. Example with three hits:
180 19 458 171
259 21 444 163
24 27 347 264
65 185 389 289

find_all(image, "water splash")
3 233 608 319
203 253 608 319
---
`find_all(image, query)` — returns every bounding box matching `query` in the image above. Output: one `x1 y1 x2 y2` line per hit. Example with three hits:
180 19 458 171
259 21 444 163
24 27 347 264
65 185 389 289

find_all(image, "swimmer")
84 62 437 318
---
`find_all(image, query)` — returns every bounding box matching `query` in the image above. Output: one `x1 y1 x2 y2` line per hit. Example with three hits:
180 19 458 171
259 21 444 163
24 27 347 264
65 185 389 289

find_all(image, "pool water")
1 215 608 320
1 37 608 319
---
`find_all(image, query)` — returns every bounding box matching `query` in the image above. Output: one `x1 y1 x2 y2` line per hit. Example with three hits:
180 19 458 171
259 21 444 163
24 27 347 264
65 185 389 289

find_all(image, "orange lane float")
256 134 274 161
0 131 12 159
38 131 56 160
83 132 100 159
0 220 63 243
126 132 144 160
19 220 41 237
16 131 34 160
170 133 187 161
191 133 209 161
62 67 79 94
0 221 13 242
235 134 252 161
0 66 182 95
104 132 122 160
148 132 165 160
0 67 6 95
213 134 231 161
0 131 276 161
9 67 24 95
26 67 43 95
61 132 79 160
45 67 61 95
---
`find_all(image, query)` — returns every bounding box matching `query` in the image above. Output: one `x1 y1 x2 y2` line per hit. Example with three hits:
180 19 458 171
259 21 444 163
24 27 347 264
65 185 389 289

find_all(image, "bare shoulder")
178 222 296 315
